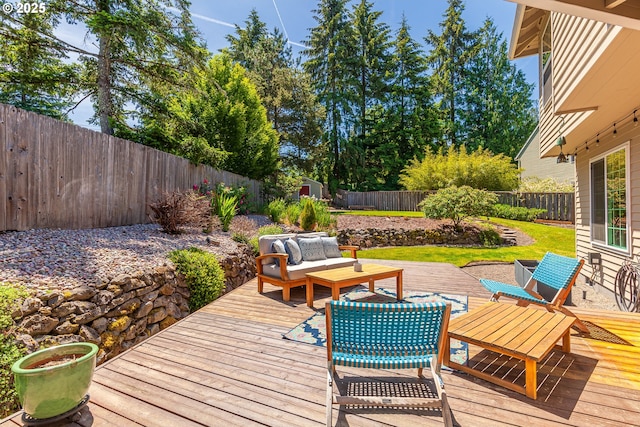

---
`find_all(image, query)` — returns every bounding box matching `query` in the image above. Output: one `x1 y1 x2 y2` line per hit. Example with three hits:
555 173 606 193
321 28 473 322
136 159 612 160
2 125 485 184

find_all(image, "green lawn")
338 212 575 267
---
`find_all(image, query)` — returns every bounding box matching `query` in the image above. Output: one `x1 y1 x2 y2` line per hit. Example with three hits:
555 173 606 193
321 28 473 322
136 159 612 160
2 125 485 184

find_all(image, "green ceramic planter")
11 342 98 419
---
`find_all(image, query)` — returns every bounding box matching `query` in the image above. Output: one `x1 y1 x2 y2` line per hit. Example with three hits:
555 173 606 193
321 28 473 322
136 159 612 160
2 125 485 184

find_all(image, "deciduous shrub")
229 216 258 245
169 248 225 312
149 191 209 234
492 204 546 222
285 203 302 226
267 199 287 223
300 198 317 231
0 284 29 418
400 146 520 191
419 186 497 229
518 177 574 193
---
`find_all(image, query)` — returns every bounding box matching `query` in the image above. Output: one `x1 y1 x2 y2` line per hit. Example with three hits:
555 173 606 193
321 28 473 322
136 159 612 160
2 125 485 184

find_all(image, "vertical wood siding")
0 104 262 231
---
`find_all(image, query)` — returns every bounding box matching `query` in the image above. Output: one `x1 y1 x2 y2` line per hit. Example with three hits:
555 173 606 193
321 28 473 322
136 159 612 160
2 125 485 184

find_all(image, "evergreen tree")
368 16 440 190
463 19 537 157
0 9 77 119
161 54 280 180
424 0 477 147
226 10 323 178
345 0 392 190
46 0 208 135
304 0 354 194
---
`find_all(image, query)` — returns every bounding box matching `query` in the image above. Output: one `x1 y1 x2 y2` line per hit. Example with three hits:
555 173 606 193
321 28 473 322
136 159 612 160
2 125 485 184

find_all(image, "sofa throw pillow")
271 240 287 266
284 238 303 265
321 236 342 258
298 237 327 261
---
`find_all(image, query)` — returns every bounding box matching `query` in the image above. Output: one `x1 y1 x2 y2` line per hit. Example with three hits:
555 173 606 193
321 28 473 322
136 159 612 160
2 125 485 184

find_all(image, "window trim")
589 142 630 254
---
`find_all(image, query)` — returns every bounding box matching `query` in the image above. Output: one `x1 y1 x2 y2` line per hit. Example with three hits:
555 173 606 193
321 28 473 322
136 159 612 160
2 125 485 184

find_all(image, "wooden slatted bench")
444 302 576 399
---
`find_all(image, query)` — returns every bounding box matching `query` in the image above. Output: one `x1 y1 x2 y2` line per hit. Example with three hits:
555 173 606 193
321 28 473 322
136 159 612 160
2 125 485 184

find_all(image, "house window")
590 145 628 251
540 17 552 105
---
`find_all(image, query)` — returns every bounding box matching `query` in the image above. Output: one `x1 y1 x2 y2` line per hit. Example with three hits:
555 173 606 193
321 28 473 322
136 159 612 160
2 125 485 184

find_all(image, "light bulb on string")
613 123 617 138
634 110 638 127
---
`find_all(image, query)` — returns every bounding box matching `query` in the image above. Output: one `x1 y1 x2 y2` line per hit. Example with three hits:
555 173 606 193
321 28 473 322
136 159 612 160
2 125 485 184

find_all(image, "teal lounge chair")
325 300 453 426
480 252 588 332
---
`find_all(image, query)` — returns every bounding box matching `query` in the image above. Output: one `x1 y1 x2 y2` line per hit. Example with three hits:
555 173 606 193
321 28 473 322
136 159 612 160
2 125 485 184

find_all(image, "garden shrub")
399 145 520 191
419 186 497 229
492 204 546 222
478 227 502 247
267 199 287 223
518 177 574 193
0 284 29 419
285 203 302 226
169 248 225 312
229 216 258 245
299 198 317 231
149 191 209 234
311 198 335 230
212 193 238 232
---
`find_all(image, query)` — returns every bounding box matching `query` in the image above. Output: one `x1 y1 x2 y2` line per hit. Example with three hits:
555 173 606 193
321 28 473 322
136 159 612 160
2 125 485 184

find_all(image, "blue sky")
66 0 538 128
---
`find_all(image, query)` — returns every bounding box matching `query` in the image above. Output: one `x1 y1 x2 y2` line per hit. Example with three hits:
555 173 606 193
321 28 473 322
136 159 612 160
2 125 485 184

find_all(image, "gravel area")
0 220 262 291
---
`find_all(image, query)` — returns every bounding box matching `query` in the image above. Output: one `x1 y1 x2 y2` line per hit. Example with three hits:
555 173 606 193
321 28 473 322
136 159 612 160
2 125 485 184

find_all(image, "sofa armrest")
339 245 359 259
256 253 289 277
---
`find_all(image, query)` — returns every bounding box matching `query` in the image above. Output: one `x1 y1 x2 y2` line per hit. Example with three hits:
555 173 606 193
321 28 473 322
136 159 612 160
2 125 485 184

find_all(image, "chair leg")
326 366 334 427
441 392 453 427
556 306 590 333
282 286 291 302
257 276 263 294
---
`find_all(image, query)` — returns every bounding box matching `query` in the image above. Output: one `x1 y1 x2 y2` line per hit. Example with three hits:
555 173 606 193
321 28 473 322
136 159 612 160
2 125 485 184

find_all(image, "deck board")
2 259 640 426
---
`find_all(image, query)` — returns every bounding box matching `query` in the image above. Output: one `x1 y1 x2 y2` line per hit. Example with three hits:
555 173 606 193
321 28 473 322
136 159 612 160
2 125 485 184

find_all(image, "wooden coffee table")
305 264 403 308
444 302 576 399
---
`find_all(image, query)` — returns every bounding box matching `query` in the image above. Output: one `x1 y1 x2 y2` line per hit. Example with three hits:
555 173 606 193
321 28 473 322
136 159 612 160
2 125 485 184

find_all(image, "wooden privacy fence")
0 104 262 231
335 189 575 222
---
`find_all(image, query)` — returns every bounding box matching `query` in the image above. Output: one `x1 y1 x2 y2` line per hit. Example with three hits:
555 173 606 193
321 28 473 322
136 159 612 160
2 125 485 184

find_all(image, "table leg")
368 278 374 292
396 271 403 300
562 330 571 352
306 278 314 308
525 359 537 399
332 285 340 300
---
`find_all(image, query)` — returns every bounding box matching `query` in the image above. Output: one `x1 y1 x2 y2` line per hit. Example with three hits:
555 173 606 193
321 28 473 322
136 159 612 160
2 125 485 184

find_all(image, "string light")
613 123 617 138
596 134 600 146
585 141 589 151
572 106 640 152
635 110 638 127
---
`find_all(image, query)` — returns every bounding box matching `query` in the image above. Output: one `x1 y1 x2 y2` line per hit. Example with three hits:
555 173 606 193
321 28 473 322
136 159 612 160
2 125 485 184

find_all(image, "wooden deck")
3 259 640 426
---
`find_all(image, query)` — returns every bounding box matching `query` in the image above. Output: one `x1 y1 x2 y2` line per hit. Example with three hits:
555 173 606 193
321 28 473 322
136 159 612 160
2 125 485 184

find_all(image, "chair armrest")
255 253 289 276
339 245 359 259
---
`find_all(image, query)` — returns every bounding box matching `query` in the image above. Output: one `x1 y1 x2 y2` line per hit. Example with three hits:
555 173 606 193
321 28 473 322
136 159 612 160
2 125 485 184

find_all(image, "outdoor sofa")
256 232 359 301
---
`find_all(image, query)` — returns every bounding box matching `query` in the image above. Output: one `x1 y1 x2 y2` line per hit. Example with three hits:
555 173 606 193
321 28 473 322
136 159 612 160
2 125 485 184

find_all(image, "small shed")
296 177 323 200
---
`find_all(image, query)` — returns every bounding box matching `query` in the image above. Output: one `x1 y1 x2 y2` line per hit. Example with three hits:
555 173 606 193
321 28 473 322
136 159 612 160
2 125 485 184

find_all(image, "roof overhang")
509 5 548 59
507 0 640 32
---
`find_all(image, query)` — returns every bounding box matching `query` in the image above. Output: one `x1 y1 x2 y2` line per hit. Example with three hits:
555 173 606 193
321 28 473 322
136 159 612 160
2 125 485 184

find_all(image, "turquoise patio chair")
325 300 453 427
480 252 588 332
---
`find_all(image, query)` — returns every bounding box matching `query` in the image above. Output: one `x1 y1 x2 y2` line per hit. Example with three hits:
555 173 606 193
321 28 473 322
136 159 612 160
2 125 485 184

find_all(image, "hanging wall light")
556 136 568 163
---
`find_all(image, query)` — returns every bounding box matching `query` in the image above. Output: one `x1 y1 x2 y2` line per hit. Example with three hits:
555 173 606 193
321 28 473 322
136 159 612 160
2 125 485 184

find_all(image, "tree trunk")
96 0 113 135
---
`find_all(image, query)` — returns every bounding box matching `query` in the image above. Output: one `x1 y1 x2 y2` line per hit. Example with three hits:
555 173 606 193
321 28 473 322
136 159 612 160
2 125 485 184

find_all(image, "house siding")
575 123 640 299
517 131 575 182
539 13 618 157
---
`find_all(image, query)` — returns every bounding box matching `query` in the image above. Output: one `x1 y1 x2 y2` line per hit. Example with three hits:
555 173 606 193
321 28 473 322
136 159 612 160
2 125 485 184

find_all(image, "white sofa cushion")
324 257 357 269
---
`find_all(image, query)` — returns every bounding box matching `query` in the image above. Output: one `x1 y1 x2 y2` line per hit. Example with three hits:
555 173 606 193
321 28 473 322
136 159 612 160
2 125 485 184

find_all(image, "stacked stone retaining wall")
337 227 498 248
11 246 256 364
